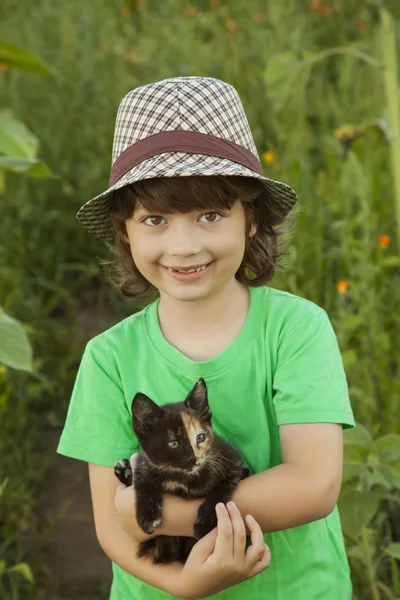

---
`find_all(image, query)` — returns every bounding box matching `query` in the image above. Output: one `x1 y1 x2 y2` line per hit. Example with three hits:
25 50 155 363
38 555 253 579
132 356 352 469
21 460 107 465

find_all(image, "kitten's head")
131 378 213 472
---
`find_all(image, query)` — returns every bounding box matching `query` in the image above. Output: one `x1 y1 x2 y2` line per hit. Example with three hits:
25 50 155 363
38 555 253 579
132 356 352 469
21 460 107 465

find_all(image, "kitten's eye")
196 433 207 444
168 441 179 449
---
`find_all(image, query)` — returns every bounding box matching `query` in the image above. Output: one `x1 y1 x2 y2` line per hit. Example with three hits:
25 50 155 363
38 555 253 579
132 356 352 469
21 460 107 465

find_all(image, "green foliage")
0 0 399 598
0 307 33 371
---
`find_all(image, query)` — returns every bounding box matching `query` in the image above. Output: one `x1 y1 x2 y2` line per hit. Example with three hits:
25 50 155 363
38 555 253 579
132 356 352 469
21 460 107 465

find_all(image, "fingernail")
217 503 226 510
227 501 235 509
246 514 254 522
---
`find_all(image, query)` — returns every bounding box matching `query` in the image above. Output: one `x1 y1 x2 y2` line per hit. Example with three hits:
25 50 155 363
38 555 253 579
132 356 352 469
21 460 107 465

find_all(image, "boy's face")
124 199 255 303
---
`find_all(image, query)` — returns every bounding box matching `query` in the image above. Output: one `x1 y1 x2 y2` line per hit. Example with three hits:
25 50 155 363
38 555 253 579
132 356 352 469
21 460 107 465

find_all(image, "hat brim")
77 151 298 243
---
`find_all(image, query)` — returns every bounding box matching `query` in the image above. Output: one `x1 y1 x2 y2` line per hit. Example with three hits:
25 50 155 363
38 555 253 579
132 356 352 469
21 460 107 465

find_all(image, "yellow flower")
337 281 348 294
0 364 8 376
262 151 275 164
379 234 391 248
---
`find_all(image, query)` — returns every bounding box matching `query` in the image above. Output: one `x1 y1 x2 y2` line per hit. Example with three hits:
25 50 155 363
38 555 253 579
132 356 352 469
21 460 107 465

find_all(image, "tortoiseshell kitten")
114 378 249 564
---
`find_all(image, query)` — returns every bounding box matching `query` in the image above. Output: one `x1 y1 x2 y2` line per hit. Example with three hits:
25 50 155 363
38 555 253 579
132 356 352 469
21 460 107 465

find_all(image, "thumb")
130 453 139 470
188 527 218 562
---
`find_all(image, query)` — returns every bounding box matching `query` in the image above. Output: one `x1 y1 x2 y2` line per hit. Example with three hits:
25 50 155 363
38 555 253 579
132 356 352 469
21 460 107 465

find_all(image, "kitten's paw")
241 467 250 480
114 458 133 486
137 501 162 535
194 512 217 540
138 515 162 535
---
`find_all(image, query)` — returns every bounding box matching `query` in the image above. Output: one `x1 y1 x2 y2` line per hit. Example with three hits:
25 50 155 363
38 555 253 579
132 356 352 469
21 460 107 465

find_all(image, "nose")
167 222 202 257
188 455 196 465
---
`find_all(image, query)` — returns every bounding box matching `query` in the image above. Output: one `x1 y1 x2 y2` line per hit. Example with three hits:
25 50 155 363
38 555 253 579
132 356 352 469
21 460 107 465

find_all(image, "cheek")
130 238 161 268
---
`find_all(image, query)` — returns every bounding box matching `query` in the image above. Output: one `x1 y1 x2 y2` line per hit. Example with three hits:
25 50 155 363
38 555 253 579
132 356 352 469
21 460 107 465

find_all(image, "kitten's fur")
114 378 248 564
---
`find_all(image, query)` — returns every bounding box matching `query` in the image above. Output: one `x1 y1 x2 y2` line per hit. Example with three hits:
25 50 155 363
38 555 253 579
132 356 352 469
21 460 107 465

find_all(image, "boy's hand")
176 502 270 599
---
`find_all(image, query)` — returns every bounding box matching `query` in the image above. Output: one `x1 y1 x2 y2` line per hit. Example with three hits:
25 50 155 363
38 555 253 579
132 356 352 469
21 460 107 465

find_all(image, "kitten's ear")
184 378 211 422
131 393 164 432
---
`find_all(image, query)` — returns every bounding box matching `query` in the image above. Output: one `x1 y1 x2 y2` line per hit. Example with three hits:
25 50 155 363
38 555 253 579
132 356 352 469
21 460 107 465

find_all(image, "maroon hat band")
108 129 262 187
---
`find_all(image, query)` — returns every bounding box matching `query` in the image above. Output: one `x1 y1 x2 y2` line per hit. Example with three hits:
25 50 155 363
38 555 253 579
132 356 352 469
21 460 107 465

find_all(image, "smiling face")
124 199 255 303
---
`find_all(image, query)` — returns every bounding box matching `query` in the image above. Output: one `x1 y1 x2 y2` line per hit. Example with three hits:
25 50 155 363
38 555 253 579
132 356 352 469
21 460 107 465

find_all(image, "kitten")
114 378 249 564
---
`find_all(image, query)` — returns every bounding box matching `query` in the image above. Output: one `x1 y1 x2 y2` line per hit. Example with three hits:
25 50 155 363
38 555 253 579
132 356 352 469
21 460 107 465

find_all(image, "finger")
130 453 139 470
213 503 233 561
246 544 271 579
244 514 268 571
226 502 246 565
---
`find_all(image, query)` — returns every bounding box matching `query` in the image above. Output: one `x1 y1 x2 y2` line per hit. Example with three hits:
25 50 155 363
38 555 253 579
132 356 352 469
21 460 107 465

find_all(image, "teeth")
168 264 208 273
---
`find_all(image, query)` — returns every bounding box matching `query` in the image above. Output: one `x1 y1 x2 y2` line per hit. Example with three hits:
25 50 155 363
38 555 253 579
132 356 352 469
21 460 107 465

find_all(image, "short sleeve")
57 339 139 466
272 308 355 429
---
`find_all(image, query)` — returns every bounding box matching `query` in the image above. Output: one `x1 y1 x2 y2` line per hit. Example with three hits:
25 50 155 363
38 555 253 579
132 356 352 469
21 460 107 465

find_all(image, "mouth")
162 262 213 282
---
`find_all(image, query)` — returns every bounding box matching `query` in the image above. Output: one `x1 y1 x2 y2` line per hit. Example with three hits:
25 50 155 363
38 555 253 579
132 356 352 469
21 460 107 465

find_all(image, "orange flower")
379 234 391 248
121 3 131 18
253 13 264 23
0 63 9 73
309 0 330 16
185 6 196 18
356 19 368 32
337 281 348 294
226 18 238 33
262 151 275 164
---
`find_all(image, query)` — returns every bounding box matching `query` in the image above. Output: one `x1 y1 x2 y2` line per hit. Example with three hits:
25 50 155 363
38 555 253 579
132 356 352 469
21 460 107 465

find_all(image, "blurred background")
0 0 399 598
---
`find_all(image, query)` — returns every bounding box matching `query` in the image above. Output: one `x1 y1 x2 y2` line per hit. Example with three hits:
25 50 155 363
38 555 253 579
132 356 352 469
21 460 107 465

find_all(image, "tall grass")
0 0 399 597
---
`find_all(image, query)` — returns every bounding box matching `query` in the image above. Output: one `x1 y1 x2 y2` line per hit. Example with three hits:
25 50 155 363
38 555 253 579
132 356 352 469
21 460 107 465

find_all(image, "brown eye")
200 213 222 223
196 433 206 444
144 216 165 226
168 441 179 449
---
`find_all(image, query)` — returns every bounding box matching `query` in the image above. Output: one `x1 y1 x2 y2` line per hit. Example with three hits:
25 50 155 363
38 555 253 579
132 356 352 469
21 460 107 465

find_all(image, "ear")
131 393 165 432
249 222 257 238
184 379 212 422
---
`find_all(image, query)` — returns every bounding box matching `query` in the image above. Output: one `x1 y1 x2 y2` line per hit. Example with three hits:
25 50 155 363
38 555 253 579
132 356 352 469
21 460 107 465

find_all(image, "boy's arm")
156 422 343 536
88 463 186 597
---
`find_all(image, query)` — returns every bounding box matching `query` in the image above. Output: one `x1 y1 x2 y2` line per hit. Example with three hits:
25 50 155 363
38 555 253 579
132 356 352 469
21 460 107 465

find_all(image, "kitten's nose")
188 456 196 465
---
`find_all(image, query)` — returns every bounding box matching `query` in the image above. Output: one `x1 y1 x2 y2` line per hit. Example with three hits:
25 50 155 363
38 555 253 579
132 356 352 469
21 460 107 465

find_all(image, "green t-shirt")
57 285 355 600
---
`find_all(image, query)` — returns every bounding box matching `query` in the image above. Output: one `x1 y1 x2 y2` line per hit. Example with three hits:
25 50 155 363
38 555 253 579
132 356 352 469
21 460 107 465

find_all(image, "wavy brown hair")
102 175 296 297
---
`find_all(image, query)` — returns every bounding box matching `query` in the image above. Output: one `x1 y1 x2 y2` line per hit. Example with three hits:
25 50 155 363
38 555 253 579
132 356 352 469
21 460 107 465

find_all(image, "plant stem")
360 526 380 600
380 7 400 248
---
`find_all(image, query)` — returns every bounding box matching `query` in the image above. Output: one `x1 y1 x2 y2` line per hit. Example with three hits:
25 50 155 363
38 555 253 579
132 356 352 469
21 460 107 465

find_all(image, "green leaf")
380 256 400 267
372 434 400 463
0 559 5 576
365 465 398 489
343 463 364 482
384 543 400 560
343 423 373 447
346 545 366 565
264 53 302 85
25 160 53 178
0 311 33 372
0 110 39 158
338 491 380 539
0 155 52 178
6 562 34 584
0 155 40 172
341 350 358 370
0 41 53 75
344 444 369 464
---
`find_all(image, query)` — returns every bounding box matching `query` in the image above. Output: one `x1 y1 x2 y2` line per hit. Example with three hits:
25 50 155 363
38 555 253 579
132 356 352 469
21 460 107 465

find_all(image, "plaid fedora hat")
77 76 298 242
